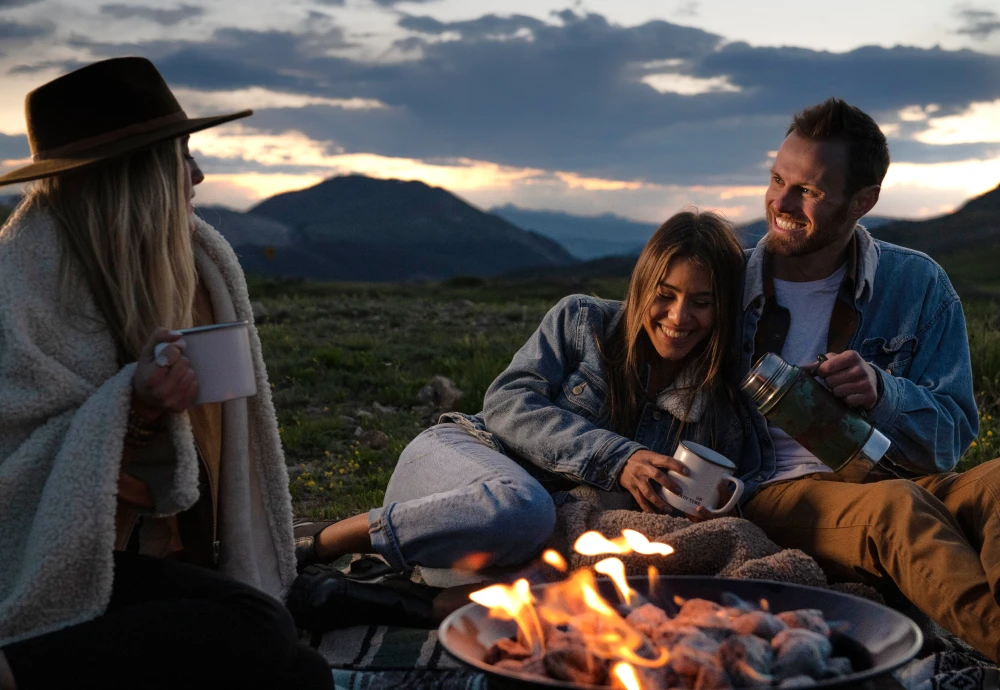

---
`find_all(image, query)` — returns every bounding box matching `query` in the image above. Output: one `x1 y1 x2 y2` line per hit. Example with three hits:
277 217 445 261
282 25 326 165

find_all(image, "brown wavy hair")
602 210 745 439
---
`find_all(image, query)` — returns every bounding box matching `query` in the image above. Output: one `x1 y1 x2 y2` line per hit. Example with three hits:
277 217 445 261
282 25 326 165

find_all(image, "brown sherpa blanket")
543 487 878 602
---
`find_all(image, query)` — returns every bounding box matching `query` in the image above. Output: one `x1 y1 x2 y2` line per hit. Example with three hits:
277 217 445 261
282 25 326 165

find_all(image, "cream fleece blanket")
0 205 297 647
545 487 878 602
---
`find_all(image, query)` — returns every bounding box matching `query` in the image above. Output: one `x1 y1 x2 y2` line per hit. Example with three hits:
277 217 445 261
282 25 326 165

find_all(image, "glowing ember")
595 557 633 605
573 531 628 556
474 530 852 688
622 529 674 556
543 549 568 572
612 662 640 690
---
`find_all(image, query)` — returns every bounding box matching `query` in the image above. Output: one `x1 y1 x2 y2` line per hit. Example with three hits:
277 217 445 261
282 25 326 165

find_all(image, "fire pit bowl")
439 576 923 689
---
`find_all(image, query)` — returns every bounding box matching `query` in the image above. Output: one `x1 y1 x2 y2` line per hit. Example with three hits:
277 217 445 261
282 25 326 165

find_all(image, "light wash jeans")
367 423 557 576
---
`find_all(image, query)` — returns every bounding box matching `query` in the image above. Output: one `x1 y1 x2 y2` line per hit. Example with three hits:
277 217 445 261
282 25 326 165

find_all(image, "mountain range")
202 176 575 281
490 204 657 259
0 177 997 290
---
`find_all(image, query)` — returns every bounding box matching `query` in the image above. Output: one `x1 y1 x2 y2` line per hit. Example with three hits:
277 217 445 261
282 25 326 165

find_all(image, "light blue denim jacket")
738 225 979 493
455 295 761 493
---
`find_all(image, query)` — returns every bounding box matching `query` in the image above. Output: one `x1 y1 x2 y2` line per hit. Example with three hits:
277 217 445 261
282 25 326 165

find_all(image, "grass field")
247 275 1000 519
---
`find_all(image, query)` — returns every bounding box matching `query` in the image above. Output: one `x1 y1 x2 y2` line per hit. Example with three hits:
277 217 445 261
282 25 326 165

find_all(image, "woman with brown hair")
289 210 757 629
0 58 332 689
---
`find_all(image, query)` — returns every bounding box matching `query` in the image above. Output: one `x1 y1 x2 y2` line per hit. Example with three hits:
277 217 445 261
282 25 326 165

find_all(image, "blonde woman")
0 58 332 690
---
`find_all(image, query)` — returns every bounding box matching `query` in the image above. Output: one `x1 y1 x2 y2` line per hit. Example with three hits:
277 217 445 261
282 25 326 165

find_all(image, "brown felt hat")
0 56 252 187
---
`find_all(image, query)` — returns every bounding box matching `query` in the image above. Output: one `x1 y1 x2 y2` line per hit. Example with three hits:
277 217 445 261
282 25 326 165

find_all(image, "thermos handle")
707 475 744 515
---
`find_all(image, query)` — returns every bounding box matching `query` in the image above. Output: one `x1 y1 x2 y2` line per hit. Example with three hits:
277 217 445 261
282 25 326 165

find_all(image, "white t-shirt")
765 264 847 484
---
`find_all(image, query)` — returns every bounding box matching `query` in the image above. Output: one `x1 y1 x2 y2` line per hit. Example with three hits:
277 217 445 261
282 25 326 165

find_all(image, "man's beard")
765 203 852 257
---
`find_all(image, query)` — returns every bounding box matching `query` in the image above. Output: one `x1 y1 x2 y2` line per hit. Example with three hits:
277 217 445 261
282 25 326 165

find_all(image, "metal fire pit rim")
437 574 924 690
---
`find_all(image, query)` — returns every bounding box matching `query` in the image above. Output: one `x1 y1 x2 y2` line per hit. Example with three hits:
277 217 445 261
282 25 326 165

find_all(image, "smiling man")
735 98 1000 661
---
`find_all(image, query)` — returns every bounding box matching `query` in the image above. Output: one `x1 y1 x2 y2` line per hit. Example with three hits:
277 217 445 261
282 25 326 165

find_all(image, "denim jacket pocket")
859 334 918 377
555 364 609 423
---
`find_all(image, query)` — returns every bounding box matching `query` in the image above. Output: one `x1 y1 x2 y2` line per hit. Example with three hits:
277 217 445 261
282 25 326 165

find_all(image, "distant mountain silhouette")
872 184 1000 256
203 175 576 281
871 184 1000 291
490 204 657 260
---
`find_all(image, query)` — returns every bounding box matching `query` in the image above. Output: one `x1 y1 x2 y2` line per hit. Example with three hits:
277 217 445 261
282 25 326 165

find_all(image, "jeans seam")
369 504 407 571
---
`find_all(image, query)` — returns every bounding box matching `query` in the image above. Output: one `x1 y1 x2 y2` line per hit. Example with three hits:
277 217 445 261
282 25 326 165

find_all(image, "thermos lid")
741 352 799 413
859 427 892 464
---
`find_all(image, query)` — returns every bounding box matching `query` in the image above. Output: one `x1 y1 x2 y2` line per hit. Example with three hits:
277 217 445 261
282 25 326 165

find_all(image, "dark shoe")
294 535 320 573
287 565 443 631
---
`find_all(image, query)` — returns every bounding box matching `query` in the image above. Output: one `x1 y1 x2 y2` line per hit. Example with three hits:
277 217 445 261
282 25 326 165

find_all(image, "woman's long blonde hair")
26 138 195 362
603 210 745 438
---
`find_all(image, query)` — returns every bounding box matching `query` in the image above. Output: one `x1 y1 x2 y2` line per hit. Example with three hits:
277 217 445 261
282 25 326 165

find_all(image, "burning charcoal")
626 602 669 639
719 592 756 613
653 620 704 649
693 661 734 689
677 598 727 621
495 655 547 678
542 644 607 685
777 609 831 636
668 632 723 679
484 637 533 664
777 675 818 687
821 656 853 678
729 611 787 640
771 629 832 680
719 635 773 687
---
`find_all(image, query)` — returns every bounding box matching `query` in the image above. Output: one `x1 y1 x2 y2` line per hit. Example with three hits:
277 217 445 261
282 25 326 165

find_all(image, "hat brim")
0 109 252 187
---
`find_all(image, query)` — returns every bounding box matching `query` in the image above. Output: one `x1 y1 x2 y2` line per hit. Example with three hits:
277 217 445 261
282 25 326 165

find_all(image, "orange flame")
613 662 641 690
622 529 674 556
595 557 633 605
469 579 544 653
542 549 567 572
573 531 628 556
573 530 674 557
477 530 676 681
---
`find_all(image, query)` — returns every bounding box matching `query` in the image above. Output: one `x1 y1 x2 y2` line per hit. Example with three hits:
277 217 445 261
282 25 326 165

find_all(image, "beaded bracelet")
125 406 165 448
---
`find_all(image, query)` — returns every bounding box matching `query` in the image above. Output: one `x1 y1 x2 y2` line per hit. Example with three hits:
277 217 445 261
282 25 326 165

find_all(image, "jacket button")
598 469 608 480
885 368 891 374
755 474 765 481
572 384 585 395
653 411 663 420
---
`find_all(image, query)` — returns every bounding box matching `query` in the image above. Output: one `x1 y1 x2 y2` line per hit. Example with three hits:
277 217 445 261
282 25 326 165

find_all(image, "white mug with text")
659 441 744 516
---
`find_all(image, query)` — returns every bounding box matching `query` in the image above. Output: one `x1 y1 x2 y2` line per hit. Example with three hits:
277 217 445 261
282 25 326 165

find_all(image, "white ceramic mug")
153 320 257 405
659 441 744 516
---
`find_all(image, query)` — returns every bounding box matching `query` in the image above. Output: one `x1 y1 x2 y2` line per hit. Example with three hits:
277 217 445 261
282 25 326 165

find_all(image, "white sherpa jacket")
0 204 298 647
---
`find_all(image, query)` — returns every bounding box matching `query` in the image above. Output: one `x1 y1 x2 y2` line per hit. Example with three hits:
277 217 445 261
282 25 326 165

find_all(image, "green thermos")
741 352 891 481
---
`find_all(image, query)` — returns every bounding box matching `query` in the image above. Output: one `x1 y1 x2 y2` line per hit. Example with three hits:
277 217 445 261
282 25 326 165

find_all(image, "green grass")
247 275 1000 518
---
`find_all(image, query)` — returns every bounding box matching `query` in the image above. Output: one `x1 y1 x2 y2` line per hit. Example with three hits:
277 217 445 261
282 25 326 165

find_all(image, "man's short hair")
787 98 890 196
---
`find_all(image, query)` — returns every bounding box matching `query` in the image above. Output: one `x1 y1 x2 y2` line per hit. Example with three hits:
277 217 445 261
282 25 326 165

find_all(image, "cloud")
53 9 1000 191
955 7 1000 40
0 0 42 8
0 18 50 38
373 0 439 6
99 4 204 26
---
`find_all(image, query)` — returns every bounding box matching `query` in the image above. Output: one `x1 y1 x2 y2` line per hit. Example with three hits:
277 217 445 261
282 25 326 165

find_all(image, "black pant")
4 551 333 690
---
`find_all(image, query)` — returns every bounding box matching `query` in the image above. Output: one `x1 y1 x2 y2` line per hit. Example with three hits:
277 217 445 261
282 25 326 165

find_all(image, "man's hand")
619 450 688 513
811 350 879 410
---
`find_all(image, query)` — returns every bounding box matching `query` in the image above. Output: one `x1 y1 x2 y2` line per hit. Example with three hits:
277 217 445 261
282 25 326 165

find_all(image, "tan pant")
743 459 1000 661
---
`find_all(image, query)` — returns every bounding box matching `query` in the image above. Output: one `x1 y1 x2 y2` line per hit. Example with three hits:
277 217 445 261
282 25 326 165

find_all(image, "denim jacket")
738 225 979 495
453 295 761 494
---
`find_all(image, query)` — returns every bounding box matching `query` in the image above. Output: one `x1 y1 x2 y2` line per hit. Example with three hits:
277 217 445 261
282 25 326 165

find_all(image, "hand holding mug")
619 449 690 513
658 441 744 518
133 327 198 417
